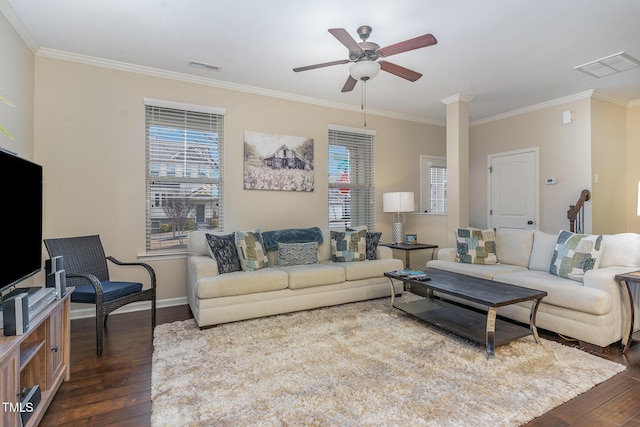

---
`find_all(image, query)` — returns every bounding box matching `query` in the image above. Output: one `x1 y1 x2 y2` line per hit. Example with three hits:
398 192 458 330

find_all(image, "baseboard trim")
70 297 188 320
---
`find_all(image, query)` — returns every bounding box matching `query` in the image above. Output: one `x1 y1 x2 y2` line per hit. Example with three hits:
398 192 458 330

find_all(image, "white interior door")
488 149 538 230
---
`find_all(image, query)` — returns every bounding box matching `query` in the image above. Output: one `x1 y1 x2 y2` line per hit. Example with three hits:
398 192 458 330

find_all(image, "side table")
379 242 438 269
614 271 640 353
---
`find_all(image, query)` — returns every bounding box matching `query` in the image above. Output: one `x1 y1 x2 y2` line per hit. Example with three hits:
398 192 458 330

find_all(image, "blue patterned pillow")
235 229 269 271
205 233 241 274
277 242 319 266
330 230 367 262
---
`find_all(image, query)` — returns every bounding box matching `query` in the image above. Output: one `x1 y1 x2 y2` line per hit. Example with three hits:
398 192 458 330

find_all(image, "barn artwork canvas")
243 131 314 191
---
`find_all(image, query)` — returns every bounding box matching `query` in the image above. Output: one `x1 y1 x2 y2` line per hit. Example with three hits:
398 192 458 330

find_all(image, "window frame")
328 124 376 231
144 98 225 253
420 154 447 214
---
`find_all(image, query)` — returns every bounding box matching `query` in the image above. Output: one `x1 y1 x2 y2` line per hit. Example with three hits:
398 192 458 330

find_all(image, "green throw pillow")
235 229 269 271
330 230 367 262
549 230 603 282
455 228 497 264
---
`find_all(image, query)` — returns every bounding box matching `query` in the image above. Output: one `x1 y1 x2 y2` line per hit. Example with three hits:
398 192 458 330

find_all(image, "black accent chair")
44 235 156 355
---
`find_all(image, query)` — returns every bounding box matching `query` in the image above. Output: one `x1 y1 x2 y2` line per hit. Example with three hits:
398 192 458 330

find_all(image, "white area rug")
151 295 626 426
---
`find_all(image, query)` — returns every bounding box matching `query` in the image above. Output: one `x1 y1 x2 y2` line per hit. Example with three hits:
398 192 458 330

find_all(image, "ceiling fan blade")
379 61 423 82
293 59 350 72
328 28 364 52
341 76 358 92
378 34 437 57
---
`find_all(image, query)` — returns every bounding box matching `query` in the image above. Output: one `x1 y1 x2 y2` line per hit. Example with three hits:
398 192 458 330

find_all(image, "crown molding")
36 48 445 127
0 0 39 53
628 99 640 108
470 90 596 126
441 93 474 105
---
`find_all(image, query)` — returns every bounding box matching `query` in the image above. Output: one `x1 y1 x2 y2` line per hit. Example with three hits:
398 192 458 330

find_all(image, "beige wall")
469 98 592 234
0 12 34 158
628 105 640 232
34 57 445 301
591 98 627 234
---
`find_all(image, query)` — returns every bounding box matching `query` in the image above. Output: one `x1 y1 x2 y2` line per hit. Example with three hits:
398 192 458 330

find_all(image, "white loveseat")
426 229 640 349
187 229 404 328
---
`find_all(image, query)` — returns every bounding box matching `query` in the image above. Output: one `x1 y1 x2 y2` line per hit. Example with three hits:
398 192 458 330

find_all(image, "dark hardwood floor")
40 305 640 426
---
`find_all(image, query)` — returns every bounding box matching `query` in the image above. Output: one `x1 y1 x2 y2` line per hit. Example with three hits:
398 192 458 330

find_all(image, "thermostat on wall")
545 178 557 185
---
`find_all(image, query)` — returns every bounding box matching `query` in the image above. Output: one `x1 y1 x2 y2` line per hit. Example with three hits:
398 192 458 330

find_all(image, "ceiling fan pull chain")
362 80 367 127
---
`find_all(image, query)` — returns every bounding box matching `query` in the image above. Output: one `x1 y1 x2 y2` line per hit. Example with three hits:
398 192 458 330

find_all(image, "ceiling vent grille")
575 51 640 78
188 61 222 71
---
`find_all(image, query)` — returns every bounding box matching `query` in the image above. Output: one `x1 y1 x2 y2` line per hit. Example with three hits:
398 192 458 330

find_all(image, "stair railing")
567 189 591 233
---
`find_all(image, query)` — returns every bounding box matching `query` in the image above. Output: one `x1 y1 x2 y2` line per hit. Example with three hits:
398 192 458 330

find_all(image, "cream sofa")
187 229 404 328
426 229 640 349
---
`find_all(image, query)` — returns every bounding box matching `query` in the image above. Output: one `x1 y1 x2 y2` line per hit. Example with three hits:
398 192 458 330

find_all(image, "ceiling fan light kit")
349 60 381 81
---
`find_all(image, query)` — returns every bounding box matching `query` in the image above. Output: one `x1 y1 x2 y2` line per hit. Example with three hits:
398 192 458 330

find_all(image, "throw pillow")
347 227 381 260
235 229 269 271
330 230 367 262
205 233 242 274
455 228 498 264
549 230 603 282
277 242 319 266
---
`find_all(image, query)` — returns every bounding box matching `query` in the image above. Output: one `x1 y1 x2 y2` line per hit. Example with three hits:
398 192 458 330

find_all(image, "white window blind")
145 103 224 252
328 126 375 230
420 155 447 214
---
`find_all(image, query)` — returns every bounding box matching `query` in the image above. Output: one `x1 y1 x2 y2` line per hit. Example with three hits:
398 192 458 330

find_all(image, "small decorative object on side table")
614 271 640 353
379 242 438 269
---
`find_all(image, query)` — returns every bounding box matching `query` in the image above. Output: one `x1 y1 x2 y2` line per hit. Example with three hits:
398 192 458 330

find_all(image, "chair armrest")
66 272 105 302
107 256 157 288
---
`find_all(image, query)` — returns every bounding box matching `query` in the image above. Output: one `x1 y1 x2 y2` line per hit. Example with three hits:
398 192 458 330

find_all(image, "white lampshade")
350 60 381 81
383 192 415 213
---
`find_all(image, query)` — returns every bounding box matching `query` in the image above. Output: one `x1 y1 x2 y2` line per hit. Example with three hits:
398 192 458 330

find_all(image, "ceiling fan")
293 25 437 92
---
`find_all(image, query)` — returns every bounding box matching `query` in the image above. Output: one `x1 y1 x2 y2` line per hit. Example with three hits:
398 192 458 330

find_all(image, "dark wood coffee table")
385 268 547 358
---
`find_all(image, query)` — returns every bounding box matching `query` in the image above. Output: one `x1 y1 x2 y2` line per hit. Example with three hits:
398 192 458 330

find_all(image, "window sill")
138 251 187 262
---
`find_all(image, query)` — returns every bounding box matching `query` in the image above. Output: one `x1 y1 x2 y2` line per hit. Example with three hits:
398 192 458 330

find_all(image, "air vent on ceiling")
575 51 640 78
188 61 222 71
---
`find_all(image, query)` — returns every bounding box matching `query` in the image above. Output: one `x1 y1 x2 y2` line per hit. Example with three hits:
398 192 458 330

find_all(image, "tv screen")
0 150 43 295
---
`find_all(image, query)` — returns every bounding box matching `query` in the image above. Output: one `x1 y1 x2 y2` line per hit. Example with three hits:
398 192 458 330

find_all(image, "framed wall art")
243 131 314 191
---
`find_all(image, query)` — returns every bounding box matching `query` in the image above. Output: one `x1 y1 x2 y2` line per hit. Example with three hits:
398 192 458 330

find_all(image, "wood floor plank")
40 303 640 426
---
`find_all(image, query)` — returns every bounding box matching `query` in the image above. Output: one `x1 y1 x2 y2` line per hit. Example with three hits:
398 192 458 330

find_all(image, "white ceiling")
3 0 640 124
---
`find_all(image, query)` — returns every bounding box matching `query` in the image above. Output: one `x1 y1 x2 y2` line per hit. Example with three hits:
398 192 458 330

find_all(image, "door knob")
527 221 534 225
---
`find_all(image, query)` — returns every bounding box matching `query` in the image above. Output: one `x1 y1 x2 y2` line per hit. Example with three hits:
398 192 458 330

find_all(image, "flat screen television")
0 149 43 296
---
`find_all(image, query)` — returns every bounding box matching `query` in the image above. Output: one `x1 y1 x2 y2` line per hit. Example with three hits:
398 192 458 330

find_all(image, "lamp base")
392 213 405 244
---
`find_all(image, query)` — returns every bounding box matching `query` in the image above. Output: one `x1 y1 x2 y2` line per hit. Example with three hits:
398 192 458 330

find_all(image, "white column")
441 94 473 247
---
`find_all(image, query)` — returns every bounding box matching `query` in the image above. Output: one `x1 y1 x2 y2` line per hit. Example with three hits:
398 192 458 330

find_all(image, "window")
328 125 376 230
145 99 225 252
420 155 447 214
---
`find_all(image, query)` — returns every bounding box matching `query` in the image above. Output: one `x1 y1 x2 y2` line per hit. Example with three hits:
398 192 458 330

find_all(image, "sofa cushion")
338 258 404 281
496 228 535 268
529 231 558 271
235 229 269 271
549 230 603 282
196 268 289 298
493 270 612 316
600 233 640 268
330 230 367 262
426 260 527 280
278 242 319 266
205 233 242 274
455 228 497 264
275 263 346 289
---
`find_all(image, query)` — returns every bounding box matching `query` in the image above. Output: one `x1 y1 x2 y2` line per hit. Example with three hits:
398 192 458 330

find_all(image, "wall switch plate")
545 178 557 185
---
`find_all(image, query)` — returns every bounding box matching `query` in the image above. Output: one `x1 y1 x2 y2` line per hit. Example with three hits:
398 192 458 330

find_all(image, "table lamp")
383 192 415 244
